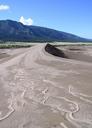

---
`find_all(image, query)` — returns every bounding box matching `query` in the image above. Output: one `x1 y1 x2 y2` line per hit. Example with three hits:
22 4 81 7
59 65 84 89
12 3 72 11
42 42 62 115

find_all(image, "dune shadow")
45 44 68 58
45 44 92 63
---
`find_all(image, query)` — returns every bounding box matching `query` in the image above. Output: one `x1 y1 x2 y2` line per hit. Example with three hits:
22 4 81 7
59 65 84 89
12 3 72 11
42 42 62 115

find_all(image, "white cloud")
19 16 33 26
0 4 10 11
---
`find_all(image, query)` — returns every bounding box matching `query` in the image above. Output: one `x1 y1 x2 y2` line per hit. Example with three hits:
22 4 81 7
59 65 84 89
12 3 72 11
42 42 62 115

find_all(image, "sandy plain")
0 44 92 128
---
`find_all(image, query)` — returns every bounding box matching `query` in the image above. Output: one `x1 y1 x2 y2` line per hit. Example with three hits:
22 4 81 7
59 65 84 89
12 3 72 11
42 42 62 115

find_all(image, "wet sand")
0 44 92 128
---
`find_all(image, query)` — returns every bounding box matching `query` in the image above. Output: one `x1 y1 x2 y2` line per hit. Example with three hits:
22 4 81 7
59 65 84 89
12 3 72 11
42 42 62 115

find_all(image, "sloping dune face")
0 44 92 128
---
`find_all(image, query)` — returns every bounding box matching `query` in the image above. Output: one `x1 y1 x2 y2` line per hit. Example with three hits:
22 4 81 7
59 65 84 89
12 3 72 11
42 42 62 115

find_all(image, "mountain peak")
0 20 90 42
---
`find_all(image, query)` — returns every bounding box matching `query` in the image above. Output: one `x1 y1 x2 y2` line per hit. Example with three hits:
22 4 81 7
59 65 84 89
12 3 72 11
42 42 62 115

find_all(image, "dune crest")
0 44 92 128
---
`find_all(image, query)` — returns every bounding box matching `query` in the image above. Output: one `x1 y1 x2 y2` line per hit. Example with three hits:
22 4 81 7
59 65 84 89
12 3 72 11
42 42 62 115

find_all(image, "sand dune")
0 44 92 128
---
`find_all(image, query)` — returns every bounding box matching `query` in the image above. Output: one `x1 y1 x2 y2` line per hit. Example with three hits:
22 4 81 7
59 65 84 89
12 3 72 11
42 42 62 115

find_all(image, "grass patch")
0 43 33 49
51 42 92 47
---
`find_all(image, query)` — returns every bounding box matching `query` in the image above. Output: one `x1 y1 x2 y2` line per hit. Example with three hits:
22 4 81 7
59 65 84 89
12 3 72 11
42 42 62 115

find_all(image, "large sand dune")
0 44 92 128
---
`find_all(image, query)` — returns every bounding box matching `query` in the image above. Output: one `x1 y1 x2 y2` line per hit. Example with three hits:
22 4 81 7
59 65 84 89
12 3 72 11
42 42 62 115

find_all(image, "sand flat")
0 44 92 128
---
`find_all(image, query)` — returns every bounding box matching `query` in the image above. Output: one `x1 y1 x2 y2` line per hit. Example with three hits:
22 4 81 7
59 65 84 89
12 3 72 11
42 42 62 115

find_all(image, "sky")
0 0 92 39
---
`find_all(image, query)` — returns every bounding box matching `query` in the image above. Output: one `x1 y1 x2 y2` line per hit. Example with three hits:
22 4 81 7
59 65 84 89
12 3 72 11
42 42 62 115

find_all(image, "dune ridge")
0 44 92 128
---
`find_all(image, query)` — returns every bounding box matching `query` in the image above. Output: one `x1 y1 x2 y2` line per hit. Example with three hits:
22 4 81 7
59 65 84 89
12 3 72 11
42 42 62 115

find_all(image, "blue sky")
0 0 92 38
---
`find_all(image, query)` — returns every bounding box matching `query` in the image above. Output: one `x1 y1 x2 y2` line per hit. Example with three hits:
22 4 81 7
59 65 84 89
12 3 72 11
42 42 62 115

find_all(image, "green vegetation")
51 42 92 47
0 43 33 49
0 42 92 49
0 20 91 42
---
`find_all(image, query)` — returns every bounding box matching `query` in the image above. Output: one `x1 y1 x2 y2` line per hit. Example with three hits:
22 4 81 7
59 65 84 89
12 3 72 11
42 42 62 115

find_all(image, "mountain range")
0 20 91 42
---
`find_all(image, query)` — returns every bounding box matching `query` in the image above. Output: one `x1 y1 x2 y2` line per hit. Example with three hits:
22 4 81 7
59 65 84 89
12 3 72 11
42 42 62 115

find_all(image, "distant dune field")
0 44 92 128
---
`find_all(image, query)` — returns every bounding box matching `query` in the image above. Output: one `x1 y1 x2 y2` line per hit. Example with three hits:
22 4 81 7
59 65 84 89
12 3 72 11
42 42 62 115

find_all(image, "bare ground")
0 44 92 128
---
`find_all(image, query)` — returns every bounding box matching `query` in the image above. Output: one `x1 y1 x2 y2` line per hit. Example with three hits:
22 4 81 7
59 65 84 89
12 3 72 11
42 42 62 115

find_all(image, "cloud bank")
19 16 33 25
0 4 10 11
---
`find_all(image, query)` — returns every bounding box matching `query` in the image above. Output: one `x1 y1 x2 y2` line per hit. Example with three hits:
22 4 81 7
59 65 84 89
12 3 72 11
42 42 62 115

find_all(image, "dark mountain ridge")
0 20 91 42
